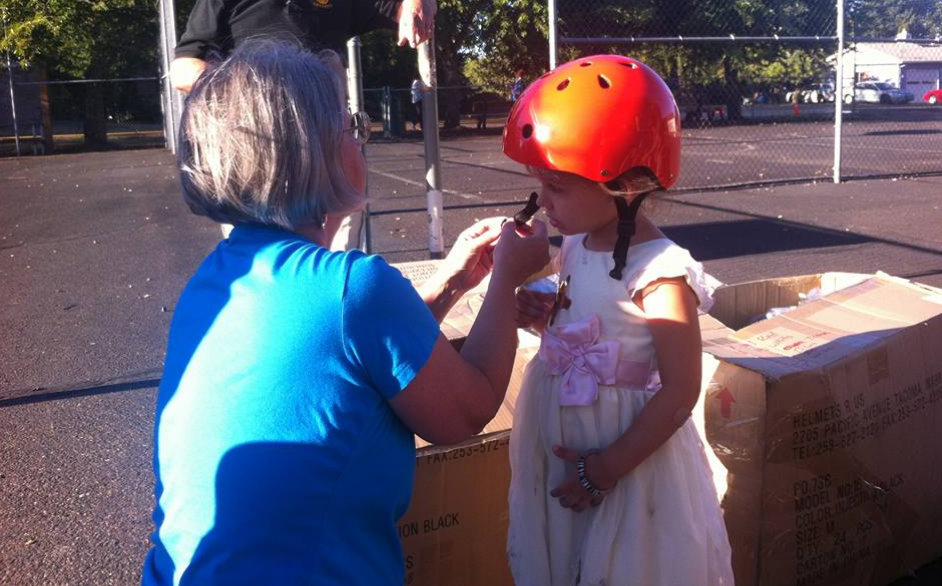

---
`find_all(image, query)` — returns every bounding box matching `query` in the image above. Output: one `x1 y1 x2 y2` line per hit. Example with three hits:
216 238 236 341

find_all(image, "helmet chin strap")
609 193 649 280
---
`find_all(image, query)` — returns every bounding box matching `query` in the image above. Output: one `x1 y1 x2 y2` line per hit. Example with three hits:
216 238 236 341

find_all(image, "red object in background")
924 89 942 105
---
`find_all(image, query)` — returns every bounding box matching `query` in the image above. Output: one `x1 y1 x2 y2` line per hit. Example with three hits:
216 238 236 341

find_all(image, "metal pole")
347 37 372 254
418 37 445 259
833 0 844 184
6 51 20 157
383 86 392 139
346 37 365 112
157 0 184 153
3 9 21 156
548 0 558 70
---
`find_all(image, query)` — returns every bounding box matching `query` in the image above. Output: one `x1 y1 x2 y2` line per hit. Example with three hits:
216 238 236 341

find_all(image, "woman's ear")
319 50 348 103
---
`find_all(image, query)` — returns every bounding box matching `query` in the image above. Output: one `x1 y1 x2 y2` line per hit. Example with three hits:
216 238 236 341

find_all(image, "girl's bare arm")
584 277 703 489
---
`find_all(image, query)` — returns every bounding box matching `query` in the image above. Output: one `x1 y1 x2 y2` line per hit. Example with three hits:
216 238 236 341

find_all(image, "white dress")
508 236 734 586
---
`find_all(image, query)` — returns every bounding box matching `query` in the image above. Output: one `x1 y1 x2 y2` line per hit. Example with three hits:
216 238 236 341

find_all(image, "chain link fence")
1 66 165 157
361 85 516 138
6 0 940 190
1 73 512 157
554 0 942 190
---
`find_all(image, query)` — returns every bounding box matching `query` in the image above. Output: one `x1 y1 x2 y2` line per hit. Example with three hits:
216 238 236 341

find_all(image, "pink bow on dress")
539 314 620 406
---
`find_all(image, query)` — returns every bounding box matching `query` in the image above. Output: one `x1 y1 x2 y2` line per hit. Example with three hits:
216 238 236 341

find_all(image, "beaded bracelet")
576 450 606 498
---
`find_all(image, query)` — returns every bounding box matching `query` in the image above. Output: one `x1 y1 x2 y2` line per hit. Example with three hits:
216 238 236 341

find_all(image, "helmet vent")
522 124 533 139
620 62 639 70
580 61 593 67
598 74 611 89
557 78 571 91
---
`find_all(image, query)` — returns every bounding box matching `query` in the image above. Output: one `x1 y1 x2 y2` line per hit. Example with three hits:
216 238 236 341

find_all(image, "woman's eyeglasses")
346 111 371 144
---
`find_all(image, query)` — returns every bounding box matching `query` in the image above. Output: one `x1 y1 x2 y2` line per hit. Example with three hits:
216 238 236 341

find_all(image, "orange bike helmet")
503 55 681 188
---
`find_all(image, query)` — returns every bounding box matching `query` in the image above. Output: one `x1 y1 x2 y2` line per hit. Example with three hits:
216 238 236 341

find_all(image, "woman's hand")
437 217 504 293
515 288 554 331
549 445 616 513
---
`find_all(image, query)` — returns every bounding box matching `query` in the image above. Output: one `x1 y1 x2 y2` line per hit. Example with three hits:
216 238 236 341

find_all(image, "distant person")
410 77 423 130
503 55 734 586
510 69 525 102
170 0 437 252
142 40 549 586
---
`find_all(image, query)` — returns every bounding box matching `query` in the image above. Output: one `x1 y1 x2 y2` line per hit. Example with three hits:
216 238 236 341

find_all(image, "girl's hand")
549 445 616 512
515 288 554 331
492 219 550 287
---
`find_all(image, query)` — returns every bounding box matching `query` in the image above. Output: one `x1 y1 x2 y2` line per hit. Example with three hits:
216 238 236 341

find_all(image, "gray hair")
178 39 364 230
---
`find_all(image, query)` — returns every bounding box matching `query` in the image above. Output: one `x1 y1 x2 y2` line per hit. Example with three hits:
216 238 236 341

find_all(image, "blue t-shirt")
142 224 440 586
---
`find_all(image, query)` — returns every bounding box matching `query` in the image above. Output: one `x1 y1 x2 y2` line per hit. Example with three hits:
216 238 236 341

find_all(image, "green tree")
1 1 159 149
848 0 942 38
365 0 536 130
462 0 550 99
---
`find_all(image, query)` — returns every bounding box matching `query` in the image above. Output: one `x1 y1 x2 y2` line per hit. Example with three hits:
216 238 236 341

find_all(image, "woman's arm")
389 220 549 445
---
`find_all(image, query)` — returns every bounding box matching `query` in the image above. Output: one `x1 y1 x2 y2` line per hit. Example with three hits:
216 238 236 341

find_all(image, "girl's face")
534 170 617 239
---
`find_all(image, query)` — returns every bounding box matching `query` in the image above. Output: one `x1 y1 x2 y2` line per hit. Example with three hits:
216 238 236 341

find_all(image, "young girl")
504 55 735 586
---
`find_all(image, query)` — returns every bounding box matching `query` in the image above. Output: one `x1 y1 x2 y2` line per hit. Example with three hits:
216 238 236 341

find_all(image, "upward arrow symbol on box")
716 387 736 419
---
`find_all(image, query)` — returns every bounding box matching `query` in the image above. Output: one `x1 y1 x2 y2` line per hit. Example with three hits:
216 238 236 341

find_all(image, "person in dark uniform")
170 0 436 250
170 0 437 93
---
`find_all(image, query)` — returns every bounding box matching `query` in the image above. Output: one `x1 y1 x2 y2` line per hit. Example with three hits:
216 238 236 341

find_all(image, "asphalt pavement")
1 141 940 586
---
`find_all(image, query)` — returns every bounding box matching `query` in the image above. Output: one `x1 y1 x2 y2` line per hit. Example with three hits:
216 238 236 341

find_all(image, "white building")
838 41 942 98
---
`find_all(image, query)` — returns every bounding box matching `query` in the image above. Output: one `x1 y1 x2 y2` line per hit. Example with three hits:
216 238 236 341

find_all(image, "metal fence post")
418 37 445 259
383 86 393 138
158 0 184 154
548 0 558 70
833 0 844 184
5 50 20 157
347 37 372 253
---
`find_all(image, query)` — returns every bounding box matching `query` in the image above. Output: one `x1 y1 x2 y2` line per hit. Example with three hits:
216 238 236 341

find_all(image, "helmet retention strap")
609 193 649 280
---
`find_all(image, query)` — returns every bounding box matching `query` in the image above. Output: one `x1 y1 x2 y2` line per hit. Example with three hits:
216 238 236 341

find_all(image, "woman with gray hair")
142 39 549 586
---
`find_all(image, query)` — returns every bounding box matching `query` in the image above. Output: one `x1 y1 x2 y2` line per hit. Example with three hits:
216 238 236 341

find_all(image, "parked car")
924 89 942 105
802 84 835 103
845 82 914 104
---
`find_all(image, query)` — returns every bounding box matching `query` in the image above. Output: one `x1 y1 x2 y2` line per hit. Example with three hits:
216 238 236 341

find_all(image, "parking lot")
1 124 941 584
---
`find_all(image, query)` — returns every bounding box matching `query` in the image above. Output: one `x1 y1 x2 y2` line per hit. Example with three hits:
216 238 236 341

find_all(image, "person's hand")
549 446 615 512
438 217 504 293
169 57 211 94
492 219 550 288
515 288 553 331
397 0 437 48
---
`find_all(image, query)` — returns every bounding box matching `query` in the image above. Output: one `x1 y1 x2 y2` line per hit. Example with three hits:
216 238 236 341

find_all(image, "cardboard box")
395 261 533 586
396 263 942 586
699 272 942 586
